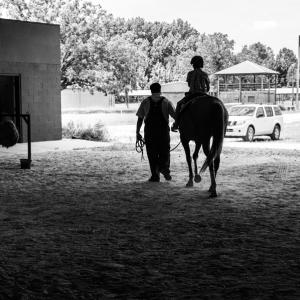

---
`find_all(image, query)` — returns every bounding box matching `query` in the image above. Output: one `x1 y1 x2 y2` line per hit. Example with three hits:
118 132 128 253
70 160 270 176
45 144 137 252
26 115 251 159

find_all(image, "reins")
135 138 181 161
170 140 181 152
135 138 146 160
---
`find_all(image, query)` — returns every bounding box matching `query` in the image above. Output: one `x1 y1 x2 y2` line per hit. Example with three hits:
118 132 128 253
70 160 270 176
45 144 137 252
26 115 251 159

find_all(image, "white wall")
61 89 115 110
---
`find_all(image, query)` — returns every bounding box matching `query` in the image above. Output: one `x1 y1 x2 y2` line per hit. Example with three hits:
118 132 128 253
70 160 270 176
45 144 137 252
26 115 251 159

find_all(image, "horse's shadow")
123 180 221 200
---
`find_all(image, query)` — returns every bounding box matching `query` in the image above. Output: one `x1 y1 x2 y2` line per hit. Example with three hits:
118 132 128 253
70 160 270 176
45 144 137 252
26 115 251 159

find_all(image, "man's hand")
136 132 143 142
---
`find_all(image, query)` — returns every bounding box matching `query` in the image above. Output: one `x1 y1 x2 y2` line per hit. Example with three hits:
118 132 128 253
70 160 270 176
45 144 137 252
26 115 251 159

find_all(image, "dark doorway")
0 75 22 142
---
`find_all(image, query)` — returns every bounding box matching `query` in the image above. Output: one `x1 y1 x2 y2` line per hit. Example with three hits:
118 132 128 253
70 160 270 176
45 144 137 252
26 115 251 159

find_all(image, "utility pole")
296 35 300 110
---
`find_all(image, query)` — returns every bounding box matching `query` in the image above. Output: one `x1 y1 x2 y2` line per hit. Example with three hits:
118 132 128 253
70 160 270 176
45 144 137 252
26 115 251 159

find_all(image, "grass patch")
62 120 109 142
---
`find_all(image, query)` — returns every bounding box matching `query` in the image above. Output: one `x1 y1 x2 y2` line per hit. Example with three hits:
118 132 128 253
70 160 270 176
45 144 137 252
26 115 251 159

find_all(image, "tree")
124 18 199 83
101 33 149 93
236 42 275 69
197 33 236 74
275 48 297 86
286 62 299 87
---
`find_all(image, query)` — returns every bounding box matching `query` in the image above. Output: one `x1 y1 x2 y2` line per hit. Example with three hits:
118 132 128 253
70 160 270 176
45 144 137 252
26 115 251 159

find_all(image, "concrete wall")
61 89 114 111
0 18 61 142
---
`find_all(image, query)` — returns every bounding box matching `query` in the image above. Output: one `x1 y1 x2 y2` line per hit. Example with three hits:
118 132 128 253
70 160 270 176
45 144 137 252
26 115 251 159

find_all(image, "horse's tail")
200 101 226 173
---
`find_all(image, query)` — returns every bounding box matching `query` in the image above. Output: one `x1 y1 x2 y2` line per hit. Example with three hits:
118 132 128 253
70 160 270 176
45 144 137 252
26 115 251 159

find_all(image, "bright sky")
96 0 300 56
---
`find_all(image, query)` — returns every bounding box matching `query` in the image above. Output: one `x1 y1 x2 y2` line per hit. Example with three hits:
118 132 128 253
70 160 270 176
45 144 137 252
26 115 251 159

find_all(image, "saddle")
180 92 208 113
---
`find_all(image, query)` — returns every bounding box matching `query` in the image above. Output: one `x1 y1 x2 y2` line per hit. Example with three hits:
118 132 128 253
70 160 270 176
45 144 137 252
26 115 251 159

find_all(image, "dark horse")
179 94 228 197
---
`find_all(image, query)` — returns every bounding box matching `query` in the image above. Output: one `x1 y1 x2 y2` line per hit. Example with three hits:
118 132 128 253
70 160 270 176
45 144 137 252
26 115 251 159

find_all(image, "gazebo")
214 60 279 104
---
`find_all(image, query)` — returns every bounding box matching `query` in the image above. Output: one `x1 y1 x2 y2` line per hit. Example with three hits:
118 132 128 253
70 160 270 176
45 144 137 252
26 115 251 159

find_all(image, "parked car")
224 102 239 114
225 104 283 141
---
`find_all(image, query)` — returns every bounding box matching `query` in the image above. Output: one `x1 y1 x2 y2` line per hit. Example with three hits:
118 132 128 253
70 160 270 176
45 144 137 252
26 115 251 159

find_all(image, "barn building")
0 18 61 142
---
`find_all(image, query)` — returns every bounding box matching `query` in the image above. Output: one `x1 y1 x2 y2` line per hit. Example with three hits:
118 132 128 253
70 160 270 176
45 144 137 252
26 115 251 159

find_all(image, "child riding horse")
179 94 228 198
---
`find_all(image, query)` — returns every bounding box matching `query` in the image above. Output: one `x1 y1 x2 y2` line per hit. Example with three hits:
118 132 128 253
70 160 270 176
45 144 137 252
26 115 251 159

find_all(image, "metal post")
239 76 242 103
27 114 31 162
274 74 277 104
296 35 300 110
268 75 271 103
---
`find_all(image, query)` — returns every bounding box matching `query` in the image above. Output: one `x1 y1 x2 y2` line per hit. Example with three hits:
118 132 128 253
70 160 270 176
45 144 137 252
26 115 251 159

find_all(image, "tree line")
1 0 298 94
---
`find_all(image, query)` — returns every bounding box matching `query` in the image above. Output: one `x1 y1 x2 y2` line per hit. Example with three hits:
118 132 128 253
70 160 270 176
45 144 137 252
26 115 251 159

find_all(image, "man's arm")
136 117 143 140
168 101 176 120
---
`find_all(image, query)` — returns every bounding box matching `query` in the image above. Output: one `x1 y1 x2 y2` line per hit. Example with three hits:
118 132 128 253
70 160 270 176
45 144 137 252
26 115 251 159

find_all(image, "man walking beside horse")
136 82 175 182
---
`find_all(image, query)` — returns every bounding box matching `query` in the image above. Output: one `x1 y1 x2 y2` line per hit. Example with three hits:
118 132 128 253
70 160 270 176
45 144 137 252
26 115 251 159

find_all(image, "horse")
178 94 228 198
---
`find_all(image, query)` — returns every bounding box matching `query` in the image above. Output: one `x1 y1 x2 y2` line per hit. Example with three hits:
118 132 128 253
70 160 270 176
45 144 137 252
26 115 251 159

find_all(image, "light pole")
296 35 300 110
124 84 131 109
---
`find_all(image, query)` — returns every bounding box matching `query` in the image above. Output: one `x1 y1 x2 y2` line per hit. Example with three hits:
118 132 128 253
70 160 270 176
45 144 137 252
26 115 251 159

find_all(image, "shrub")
62 121 109 142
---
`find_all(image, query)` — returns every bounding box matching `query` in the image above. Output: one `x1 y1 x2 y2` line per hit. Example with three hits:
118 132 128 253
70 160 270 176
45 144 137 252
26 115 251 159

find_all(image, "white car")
225 104 283 141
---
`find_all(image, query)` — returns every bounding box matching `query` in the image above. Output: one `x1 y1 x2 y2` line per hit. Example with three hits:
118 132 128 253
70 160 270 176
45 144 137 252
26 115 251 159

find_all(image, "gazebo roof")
214 60 279 75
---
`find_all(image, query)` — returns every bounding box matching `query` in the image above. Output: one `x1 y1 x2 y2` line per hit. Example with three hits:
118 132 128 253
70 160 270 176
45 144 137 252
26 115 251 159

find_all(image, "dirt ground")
0 144 299 299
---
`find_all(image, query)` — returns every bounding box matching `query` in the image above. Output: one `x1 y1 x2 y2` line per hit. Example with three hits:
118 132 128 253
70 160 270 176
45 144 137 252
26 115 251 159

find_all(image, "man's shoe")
148 176 160 182
160 170 172 181
164 174 172 181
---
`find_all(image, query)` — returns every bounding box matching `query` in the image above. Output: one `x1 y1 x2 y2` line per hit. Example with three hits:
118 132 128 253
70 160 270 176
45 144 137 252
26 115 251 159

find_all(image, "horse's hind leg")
208 160 217 197
213 154 220 176
203 141 217 197
182 140 193 187
193 142 201 183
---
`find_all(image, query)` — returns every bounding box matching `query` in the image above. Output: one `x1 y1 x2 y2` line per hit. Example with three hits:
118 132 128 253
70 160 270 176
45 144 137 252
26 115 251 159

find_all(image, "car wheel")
270 124 280 140
244 126 255 142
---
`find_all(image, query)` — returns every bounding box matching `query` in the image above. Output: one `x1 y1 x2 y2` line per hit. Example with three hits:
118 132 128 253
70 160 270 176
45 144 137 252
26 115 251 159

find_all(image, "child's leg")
172 98 186 131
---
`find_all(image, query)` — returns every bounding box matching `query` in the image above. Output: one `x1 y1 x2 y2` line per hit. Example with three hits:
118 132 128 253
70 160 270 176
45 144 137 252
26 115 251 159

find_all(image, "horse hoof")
209 192 218 198
186 181 193 187
194 174 201 183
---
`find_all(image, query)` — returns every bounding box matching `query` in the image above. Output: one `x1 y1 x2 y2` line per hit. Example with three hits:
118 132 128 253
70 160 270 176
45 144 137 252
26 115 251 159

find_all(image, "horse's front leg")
182 140 193 187
193 142 201 183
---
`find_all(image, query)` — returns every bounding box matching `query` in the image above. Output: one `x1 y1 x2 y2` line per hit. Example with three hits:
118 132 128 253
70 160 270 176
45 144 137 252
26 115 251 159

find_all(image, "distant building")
161 81 188 106
61 88 115 111
214 61 279 104
118 89 151 104
0 18 61 142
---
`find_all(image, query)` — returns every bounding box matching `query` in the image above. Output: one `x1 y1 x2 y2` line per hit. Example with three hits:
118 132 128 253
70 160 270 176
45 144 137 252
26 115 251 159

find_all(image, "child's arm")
186 71 192 87
205 74 210 92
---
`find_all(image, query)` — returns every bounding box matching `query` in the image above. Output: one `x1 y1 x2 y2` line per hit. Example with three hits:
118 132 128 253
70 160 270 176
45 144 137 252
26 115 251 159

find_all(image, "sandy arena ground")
0 138 300 299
